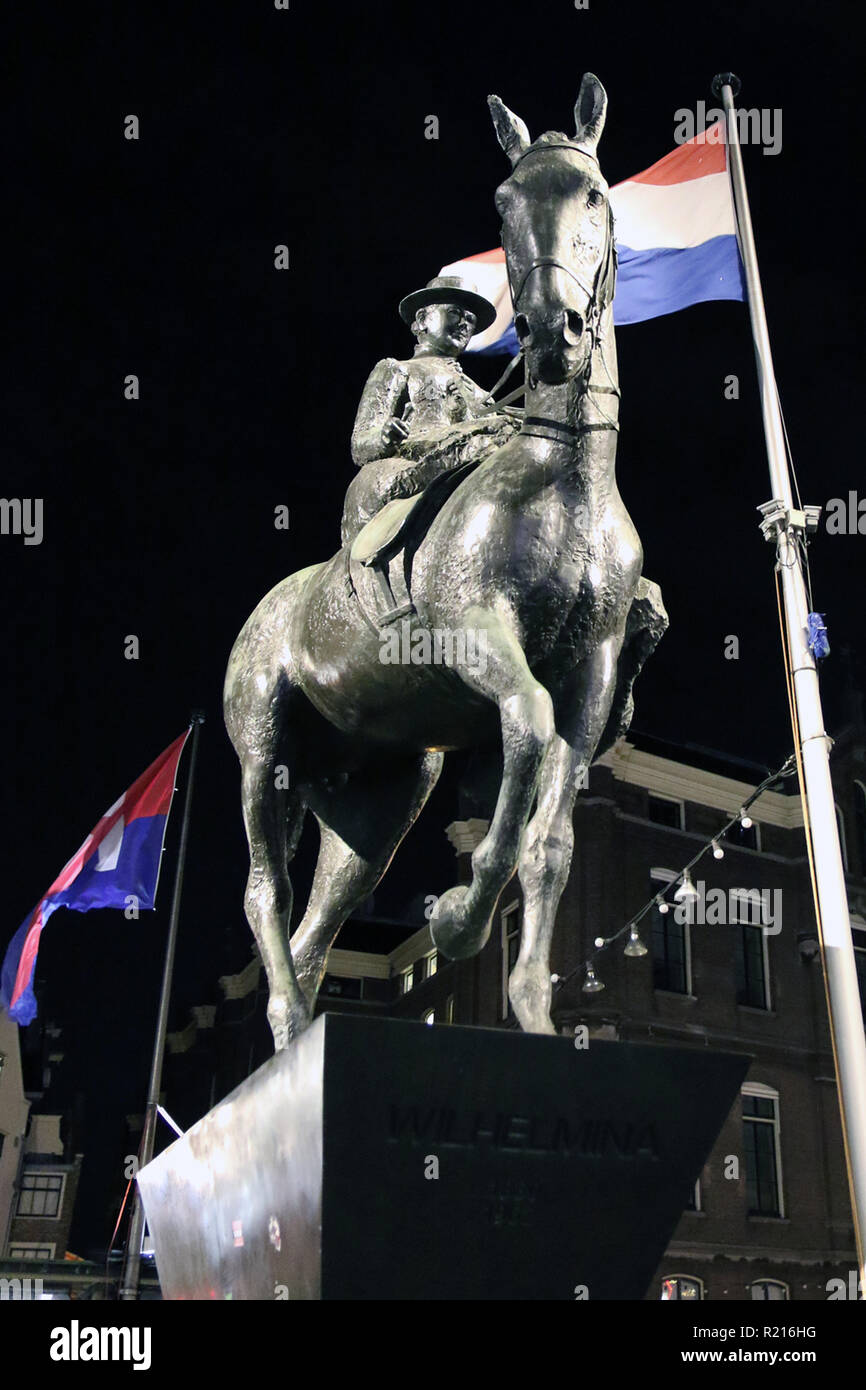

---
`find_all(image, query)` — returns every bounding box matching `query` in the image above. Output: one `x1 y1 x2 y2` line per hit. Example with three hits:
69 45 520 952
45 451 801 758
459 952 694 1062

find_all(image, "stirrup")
369 563 414 626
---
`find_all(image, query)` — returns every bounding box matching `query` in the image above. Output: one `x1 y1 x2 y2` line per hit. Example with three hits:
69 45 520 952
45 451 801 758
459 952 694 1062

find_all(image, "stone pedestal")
138 1014 747 1300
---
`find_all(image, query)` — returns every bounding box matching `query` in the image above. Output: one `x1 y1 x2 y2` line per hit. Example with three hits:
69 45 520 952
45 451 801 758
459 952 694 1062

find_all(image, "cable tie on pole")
800 731 834 750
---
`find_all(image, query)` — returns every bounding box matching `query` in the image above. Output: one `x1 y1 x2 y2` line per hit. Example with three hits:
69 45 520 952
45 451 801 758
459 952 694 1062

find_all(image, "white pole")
714 73 866 1289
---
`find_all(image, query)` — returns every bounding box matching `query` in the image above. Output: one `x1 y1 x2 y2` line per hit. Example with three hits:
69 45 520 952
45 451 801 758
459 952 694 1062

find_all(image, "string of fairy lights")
551 751 799 996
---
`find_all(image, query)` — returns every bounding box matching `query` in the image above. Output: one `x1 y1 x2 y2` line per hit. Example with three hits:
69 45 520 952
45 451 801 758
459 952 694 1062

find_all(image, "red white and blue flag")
441 122 745 355
1 731 190 1025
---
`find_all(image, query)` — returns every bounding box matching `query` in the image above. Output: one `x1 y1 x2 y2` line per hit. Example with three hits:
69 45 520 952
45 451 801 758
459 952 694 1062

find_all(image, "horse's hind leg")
291 752 443 1010
430 605 554 961
239 752 310 1051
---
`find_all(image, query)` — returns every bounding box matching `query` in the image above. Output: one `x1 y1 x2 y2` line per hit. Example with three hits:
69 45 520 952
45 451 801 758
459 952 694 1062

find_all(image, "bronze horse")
224 75 667 1050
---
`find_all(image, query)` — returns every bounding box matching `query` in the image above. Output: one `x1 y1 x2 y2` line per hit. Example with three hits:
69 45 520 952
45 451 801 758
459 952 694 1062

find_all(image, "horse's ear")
574 73 607 153
488 95 531 166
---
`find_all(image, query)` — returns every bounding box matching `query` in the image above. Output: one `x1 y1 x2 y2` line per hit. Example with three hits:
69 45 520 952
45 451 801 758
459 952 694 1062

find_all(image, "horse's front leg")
510 636 624 1033
430 604 554 960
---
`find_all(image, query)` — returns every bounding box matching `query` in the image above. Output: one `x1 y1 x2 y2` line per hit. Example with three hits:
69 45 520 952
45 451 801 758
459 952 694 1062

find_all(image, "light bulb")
623 925 648 958
594 936 606 949
674 871 698 903
657 898 670 915
740 809 753 829
582 963 605 995
712 839 724 860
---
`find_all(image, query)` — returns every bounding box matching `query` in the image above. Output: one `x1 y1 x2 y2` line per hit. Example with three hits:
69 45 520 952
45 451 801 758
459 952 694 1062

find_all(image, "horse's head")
489 75 616 386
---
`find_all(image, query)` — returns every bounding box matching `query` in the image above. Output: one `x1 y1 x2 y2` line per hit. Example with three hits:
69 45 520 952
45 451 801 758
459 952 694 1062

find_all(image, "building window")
661 1275 702 1300
422 951 438 980
17 1173 64 1218
855 782 866 876
732 892 771 1009
726 820 760 851
9 1244 55 1260
0 1132 5 1161
650 870 690 994
398 966 413 995
652 914 690 994
684 1179 701 1212
650 861 692 995
501 902 521 1019
736 924 769 1009
648 795 683 830
422 1009 435 1026
751 1279 788 1300
742 1087 784 1218
321 974 363 1000
445 994 454 1024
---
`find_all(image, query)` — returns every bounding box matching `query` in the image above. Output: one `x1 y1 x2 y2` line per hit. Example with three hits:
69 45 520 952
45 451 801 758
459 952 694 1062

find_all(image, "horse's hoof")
508 967 556 1035
430 886 493 960
267 994 311 1052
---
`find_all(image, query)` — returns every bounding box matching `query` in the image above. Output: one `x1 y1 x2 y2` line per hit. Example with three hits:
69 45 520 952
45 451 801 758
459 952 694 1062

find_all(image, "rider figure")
341 275 520 547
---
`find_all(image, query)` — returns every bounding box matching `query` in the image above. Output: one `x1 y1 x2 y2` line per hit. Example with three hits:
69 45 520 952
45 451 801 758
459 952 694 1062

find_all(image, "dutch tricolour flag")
442 123 745 355
0 732 189 1025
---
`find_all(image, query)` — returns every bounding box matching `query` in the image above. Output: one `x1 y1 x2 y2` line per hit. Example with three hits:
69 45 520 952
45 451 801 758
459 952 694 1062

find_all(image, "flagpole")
713 72 866 1289
119 711 205 1301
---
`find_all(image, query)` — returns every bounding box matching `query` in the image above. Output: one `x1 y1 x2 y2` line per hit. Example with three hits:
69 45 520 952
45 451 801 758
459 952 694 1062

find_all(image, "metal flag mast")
119 711 205 1301
713 72 866 1290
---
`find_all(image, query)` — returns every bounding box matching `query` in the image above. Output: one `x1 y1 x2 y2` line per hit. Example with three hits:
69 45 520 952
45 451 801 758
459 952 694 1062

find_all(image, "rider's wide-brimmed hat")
399 275 497 331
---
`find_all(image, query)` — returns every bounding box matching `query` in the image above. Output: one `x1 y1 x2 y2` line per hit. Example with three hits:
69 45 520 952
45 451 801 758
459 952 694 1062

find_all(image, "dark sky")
2 0 863 1250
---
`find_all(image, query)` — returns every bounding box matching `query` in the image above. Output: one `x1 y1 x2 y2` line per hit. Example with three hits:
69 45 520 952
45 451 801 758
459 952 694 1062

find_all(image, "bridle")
503 146 617 387
499 149 619 439
508 228 615 353
509 257 599 321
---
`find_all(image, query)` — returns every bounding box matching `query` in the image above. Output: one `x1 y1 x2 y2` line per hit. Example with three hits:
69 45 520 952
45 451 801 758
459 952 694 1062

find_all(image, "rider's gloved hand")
382 417 410 447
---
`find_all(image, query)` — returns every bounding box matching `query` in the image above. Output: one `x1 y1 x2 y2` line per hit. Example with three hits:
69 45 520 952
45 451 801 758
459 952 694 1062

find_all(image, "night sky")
3 1 862 1251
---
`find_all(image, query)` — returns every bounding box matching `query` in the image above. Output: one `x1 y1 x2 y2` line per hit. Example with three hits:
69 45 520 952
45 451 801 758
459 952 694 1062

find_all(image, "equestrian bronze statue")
224 74 668 1051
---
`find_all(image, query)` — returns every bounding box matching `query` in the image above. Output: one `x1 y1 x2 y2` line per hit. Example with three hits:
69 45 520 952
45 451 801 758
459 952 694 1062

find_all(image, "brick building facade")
5 1114 83 1262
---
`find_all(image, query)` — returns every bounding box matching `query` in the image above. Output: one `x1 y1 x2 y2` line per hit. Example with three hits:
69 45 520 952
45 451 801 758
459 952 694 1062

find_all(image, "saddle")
348 458 481 625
